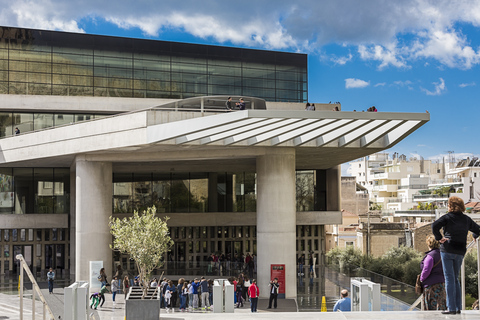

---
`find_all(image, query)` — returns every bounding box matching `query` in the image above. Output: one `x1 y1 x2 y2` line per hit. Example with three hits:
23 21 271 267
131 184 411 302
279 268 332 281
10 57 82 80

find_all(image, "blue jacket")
192 282 200 294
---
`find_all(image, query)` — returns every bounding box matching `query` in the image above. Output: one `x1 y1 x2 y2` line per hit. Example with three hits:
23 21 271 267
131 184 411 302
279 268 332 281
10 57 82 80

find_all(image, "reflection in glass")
0 112 13 137
113 173 133 213
33 113 54 131
34 168 54 214
54 114 74 127
0 168 13 213
296 170 315 211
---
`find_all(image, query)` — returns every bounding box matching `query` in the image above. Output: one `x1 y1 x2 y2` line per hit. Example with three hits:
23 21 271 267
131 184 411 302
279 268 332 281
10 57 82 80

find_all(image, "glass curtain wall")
0 27 307 102
0 168 69 214
0 111 102 138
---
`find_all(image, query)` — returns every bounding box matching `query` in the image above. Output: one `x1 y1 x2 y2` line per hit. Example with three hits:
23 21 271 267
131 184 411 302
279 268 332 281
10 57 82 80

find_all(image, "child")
165 289 172 312
90 292 100 309
111 276 118 307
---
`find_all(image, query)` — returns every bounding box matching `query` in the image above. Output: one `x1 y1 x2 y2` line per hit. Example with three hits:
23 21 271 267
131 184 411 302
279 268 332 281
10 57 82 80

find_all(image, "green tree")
369 203 382 211
109 206 174 298
464 251 479 299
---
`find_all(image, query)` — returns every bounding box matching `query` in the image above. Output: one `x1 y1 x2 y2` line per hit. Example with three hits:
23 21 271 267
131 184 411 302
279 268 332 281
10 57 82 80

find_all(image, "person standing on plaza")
47 268 55 294
333 289 351 312
180 280 188 311
236 277 244 308
114 264 122 294
123 275 130 299
14 127 20 135
247 279 259 313
192 278 200 310
420 235 446 310
432 196 480 315
98 267 107 287
111 276 119 307
187 280 194 310
200 277 210 309
166 280 176 311
267 277 280 309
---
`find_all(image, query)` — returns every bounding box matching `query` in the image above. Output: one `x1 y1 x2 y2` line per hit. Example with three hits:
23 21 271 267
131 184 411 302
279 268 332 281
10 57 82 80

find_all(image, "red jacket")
248 283 259 298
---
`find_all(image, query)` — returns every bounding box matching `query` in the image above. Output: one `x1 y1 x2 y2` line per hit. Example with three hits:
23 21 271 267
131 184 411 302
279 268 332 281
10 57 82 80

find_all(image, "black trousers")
268 293 278 308
99 294 106 306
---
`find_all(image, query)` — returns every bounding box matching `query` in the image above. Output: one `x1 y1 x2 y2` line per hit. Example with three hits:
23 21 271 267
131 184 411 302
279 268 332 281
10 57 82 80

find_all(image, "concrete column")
256 149 296 298
326 165 341 211
75 157 113 282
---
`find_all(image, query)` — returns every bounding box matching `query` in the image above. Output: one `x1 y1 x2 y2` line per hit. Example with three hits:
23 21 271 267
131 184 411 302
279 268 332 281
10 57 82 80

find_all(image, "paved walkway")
3 290 480 320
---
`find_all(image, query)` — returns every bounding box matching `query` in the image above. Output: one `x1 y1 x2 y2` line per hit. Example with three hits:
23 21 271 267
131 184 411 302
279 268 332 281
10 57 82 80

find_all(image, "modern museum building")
0 26 428 298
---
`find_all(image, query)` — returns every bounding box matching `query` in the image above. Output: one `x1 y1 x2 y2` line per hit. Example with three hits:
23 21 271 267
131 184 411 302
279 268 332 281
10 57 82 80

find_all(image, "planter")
125 287 160 320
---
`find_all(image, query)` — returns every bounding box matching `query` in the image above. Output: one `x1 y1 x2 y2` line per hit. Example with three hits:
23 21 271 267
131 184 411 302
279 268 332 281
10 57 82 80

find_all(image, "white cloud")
421 78 446 96
393 80 413 87
2 1 480 69
358 43 408 69
459 82 476 88
331 53 353 65
345 78 370 89
374 82 386 87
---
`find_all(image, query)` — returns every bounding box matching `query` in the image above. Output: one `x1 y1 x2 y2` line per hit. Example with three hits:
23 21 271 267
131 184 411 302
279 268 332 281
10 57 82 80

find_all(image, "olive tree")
109 206 173 298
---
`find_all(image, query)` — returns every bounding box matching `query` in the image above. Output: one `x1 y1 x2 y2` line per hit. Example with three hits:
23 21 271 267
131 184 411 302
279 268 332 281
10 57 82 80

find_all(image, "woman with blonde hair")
432 196 480 314
420 235 446 310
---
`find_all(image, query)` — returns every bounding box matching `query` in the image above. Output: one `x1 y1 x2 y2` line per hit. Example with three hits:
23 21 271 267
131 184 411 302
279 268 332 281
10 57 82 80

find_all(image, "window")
346 241 354 247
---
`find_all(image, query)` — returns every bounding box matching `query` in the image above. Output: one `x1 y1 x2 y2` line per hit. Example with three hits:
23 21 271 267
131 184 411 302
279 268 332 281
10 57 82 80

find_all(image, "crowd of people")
89 261 276 313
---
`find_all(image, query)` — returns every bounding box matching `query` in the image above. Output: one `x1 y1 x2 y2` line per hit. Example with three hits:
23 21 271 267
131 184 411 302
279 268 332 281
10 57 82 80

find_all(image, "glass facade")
0 168 69 214
1 228 68 275
0 168 326 214
0 27 307 102
0 111 104 138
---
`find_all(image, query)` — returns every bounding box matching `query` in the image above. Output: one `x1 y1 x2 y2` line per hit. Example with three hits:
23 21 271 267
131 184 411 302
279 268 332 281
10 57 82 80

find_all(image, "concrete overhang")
0 109 429 169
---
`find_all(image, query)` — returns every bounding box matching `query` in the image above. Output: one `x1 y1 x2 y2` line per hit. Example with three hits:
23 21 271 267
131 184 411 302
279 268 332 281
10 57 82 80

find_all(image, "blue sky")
1 0 479 170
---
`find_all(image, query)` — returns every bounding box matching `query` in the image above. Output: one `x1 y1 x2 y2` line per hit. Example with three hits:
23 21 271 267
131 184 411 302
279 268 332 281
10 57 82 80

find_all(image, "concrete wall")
0 214 68 228
341 176 369 216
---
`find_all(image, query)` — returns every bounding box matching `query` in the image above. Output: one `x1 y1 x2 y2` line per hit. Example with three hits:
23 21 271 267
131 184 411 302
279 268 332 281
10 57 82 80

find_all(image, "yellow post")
321 296 327 312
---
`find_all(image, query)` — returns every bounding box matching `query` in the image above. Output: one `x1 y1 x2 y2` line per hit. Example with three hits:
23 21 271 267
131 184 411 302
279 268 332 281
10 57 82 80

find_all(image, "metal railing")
16 254 55 320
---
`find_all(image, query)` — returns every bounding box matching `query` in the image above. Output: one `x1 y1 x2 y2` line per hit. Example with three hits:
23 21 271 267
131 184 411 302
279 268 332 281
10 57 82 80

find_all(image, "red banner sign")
270 264 285 294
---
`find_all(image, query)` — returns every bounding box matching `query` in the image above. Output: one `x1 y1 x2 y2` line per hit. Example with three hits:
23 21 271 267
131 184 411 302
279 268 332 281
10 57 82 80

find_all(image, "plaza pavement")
2 289 480 320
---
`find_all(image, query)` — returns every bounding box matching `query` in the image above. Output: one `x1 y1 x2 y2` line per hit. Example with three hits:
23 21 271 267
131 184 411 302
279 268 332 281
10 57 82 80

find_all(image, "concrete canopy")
0 107 429 169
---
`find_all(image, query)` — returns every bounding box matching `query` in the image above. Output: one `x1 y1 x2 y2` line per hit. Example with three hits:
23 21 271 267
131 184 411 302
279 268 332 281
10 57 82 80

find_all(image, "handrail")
16 254 55 320
408 294 424 311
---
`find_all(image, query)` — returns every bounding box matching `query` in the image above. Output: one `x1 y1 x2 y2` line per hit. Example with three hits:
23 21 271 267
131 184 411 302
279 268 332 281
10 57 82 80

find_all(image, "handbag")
416 258 442 295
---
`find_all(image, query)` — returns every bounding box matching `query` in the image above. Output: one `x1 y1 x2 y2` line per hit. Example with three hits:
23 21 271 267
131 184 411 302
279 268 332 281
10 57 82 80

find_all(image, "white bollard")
64 283 78 320
224 281 234 313
213 281 223 313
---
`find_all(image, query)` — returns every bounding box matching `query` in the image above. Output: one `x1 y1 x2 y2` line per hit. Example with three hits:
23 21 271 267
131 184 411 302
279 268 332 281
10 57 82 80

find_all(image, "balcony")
373 184 398 192
374 172 402 180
